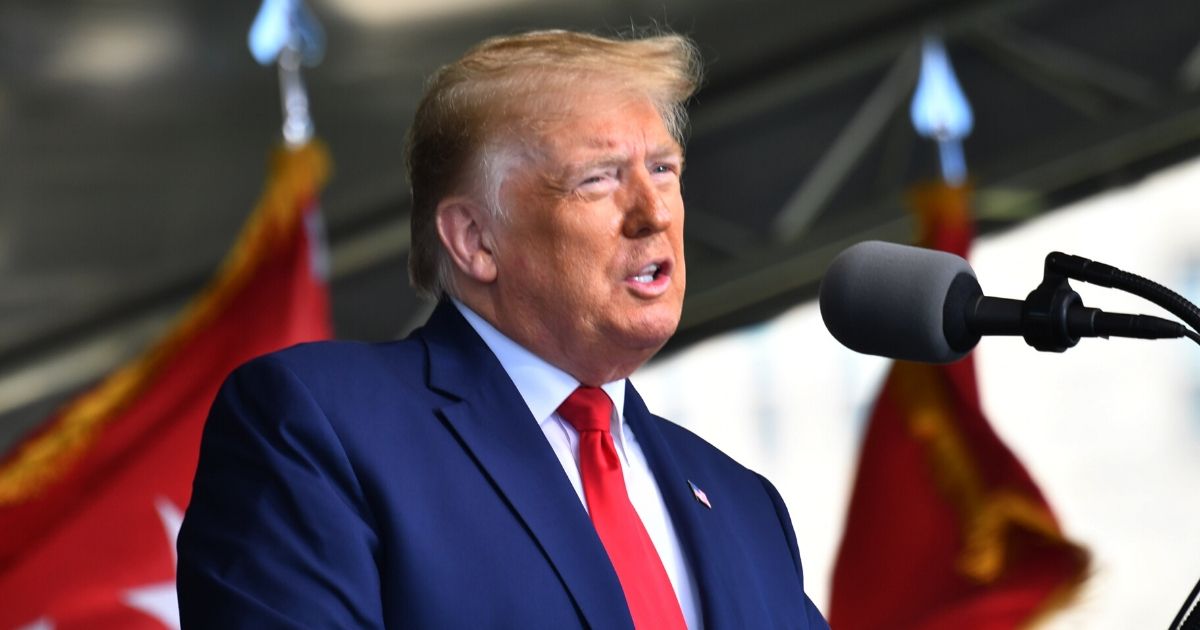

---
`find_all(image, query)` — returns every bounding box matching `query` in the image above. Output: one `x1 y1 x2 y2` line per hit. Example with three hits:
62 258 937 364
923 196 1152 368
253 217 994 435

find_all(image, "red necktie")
557 386 688 630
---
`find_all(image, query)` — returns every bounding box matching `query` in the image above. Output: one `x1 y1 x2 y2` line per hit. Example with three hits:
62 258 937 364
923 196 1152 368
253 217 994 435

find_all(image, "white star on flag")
122 496 183 629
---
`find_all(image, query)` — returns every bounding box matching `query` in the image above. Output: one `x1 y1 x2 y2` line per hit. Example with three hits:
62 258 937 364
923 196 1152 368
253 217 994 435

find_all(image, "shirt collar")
452 299 627 428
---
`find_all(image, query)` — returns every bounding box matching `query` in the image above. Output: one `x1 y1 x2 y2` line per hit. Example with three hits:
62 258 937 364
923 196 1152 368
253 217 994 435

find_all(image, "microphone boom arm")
1046 252 1200 337
959 253 1200 353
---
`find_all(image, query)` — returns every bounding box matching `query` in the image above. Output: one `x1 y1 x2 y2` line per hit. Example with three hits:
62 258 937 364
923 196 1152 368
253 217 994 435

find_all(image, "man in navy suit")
178 29 830 628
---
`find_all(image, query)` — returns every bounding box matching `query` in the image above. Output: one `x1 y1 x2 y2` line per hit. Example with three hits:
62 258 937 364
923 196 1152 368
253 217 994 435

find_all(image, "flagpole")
936 138 966 186
278 44 314 147
249 0 325 146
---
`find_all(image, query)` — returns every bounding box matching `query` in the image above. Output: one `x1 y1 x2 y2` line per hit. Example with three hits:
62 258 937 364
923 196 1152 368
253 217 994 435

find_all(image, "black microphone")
818 240 1190 363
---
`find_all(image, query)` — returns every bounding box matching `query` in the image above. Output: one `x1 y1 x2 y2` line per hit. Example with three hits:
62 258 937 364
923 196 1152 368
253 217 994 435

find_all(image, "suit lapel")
623 384 744 629
418 302 633 630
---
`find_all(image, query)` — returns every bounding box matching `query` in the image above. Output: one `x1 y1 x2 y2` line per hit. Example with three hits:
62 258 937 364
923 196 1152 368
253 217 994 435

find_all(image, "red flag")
0 143 333 629
829 182 1089 629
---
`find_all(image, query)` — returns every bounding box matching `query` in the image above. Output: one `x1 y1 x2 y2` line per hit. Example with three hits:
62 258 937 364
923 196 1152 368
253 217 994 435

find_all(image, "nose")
621 167 673 239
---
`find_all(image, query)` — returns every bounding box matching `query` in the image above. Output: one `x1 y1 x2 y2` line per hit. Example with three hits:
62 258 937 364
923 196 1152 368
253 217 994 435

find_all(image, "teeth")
632 263 660 284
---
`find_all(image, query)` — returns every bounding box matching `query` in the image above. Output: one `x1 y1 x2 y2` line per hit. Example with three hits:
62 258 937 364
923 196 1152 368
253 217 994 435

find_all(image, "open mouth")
630 259 672 283
631 262 662 284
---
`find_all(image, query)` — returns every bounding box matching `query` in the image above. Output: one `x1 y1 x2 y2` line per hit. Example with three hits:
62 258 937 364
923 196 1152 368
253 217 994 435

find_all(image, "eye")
650 161 681 180
577 169 619 194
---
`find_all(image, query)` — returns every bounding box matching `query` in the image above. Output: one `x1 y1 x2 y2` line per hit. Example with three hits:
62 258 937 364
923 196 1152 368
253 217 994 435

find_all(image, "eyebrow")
567 141 684 172
564 156 625 178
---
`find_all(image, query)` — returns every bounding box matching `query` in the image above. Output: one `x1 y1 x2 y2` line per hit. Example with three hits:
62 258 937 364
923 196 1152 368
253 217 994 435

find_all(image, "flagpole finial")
249 0 325 147
910 36 973 185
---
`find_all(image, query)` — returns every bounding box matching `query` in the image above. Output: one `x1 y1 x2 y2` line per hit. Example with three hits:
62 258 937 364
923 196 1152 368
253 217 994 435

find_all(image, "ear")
436 196 498 284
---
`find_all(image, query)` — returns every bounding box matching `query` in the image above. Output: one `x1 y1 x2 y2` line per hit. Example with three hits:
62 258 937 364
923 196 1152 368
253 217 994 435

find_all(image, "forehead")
525 93 681 159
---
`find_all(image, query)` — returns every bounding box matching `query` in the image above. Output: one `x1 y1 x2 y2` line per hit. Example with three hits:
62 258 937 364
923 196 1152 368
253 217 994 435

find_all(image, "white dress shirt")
453 300 702 629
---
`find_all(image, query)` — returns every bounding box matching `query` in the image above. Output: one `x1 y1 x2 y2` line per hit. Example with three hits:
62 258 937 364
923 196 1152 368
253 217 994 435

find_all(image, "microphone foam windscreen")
819 240 975 363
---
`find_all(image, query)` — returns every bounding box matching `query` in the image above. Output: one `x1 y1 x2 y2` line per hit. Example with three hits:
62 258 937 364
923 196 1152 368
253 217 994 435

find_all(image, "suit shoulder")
225 338 433 412
256 337 423 367
239 338 424 383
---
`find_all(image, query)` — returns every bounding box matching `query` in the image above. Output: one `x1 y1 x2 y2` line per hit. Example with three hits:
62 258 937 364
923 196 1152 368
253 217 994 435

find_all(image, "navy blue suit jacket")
177 301 829 628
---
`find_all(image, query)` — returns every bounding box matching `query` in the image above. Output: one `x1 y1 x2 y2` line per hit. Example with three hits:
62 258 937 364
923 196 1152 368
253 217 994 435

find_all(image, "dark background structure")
3 0 1200 447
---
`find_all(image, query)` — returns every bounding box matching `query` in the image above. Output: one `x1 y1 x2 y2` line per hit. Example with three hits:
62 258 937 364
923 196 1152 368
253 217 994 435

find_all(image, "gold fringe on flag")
0 142 330 505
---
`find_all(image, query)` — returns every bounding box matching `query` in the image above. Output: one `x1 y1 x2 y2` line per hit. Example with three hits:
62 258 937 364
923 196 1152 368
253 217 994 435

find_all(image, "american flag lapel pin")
688 480 712 509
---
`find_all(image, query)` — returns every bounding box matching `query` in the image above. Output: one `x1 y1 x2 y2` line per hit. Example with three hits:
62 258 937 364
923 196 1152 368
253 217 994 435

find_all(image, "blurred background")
1 0 1199 627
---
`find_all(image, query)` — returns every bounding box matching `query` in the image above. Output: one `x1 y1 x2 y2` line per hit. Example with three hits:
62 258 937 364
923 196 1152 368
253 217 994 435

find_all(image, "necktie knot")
557 386 613 434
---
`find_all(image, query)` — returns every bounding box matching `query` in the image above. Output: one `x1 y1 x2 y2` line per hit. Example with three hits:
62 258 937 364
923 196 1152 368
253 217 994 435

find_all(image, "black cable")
1106 270 1200 629
1171 574 1200 630
1049 253 1200 629
1047 253 1200 341
1111 269 1200 335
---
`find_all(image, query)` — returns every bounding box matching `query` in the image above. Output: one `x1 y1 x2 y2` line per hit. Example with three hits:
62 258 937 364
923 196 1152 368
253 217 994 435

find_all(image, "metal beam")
970 32 1113 120
771 46 918 242
682 214 914 330
680 96 1200 335
690 0 1037 137
974 20 1161 109
1179 39 1200 91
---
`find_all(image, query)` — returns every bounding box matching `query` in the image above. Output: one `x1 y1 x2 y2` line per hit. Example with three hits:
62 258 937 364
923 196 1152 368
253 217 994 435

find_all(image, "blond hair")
405 29 702 299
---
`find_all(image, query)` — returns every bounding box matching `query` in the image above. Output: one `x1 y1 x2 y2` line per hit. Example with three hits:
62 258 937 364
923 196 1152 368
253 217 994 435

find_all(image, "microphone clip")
1016 252 1194 352
1021 266 1085 353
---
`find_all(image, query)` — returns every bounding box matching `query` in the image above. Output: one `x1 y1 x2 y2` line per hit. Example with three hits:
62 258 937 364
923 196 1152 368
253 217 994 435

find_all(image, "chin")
614 308 681 351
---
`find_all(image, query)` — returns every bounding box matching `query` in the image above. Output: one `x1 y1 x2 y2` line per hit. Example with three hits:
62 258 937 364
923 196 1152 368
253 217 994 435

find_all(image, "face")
485 94 687 384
